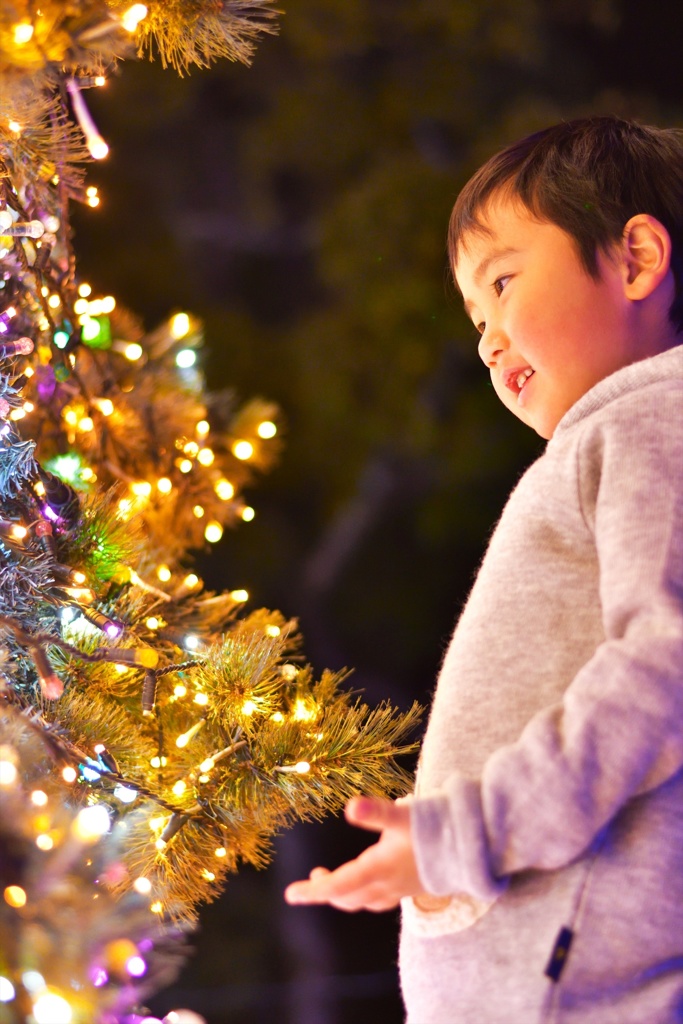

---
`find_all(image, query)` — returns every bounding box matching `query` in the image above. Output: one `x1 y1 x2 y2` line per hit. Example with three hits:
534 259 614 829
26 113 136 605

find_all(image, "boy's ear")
621 214 672 300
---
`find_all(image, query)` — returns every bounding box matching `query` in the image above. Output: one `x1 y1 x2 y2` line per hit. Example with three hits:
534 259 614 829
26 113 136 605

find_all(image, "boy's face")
454 196 652 439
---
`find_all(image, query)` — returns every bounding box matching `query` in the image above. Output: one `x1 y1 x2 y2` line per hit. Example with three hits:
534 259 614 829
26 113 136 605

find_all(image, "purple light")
138 938 153 952
104 621 123 640
126 955 147 978
42 504 59 523
91 966 109 987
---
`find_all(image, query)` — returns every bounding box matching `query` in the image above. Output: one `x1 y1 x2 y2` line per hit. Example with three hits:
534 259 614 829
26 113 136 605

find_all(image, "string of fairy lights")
0 3 419 1021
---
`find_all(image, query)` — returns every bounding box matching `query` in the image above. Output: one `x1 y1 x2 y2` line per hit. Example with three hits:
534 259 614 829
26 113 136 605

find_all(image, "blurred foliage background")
70 1 683 1020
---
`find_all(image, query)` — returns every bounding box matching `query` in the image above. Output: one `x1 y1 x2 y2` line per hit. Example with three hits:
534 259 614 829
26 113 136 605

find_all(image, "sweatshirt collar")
553 343 683 438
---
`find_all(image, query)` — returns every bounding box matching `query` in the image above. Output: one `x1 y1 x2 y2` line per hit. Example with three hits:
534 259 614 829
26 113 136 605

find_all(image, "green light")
53 330 69 349
81 315 111 350
46 453 83 485
81 317 101 343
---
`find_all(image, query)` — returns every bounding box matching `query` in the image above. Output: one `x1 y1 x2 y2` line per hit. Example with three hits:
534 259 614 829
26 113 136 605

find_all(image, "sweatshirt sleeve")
411 384 683 899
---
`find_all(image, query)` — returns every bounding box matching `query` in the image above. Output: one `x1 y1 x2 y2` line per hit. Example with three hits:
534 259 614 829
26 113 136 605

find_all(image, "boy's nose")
478 327 508 367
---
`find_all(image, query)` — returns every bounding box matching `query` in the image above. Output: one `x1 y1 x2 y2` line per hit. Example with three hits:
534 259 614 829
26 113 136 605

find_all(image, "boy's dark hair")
449 116 683 332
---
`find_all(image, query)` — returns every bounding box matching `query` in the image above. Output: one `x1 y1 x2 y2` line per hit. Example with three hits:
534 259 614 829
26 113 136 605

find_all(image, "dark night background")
69 2 683 1021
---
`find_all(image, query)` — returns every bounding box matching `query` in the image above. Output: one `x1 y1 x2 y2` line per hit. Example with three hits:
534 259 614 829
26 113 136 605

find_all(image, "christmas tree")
0 3 420 1021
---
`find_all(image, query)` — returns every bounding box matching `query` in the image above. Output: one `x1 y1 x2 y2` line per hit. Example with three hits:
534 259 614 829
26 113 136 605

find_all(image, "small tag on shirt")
545 926 574 982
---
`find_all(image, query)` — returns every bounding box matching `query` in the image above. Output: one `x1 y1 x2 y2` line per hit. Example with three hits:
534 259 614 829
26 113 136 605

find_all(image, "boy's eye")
493 275 511 297
475 321 485 336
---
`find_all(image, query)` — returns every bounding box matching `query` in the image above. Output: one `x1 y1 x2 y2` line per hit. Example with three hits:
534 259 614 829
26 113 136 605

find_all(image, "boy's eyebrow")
461 246 521 319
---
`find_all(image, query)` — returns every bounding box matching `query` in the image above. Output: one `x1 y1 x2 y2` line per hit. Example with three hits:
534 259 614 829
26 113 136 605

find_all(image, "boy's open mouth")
503 367 535 397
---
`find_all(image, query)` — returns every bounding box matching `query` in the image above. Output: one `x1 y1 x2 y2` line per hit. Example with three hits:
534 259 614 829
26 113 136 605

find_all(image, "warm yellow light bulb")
133 876 152 895
30 790 48 806
215 479 235 500
183 441 199 456
72 804 111 842
197 447 214 466
293 699 316 722
96 398 114 416
230 589 249 603
78 416 94 432
9 525 27 540
199 758 215 773
157 565 172 582
62 766 77 783
241 506 255 522
157 477 172 494
170 312 190 339
4 885 26 908
173 684 187 697
151 900 163 913
78 283 92 297
265 624 281 637
193 505 204 518
131 480 152 497
215 846 227 858
0 762 17 786
241 699 258 716
257 420 277 439
204 522 223 543
171 780 186 796
196 419 210 436
183 573 199 588
36 834 54 851
90 138 109 161
122 3 148 32
193 692 209 706
179 459 193 474
146 617 159 630
48 294 61 309
124 343 143 361
232 440 254 461
13 21 34 44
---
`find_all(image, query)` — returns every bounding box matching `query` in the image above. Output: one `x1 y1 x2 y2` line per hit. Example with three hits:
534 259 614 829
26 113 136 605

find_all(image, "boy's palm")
284 796 424 912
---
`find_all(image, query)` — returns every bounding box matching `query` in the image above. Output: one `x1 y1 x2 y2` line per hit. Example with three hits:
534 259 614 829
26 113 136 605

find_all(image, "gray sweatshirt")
400 345 683 1024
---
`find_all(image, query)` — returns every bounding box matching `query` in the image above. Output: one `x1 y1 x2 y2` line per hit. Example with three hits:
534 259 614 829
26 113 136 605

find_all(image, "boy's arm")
288 386 683 910
413 389 683 897
284 797 424 911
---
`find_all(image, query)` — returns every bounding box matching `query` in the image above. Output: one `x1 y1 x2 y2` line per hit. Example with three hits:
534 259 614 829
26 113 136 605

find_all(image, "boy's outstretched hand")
284 796 425 912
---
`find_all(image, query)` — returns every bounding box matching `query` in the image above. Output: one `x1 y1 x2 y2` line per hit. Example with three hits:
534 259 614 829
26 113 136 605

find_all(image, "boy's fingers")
309 866 331 880
345 796 411 832
286 850 379 905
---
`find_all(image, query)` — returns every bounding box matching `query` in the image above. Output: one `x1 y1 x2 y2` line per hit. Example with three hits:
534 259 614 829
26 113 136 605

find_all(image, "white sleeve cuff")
411 775 507 902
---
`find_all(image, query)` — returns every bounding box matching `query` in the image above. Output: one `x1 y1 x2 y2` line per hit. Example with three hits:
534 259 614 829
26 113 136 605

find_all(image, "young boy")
285 116 683 1023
